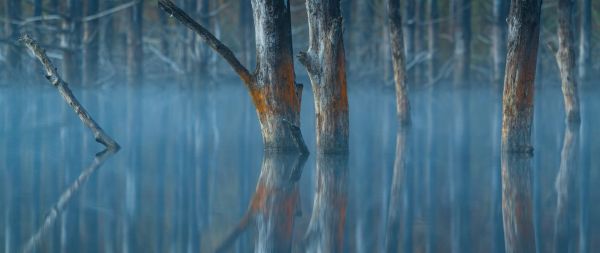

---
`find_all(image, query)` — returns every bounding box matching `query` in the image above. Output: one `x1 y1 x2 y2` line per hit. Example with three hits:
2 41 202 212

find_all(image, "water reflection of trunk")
303 154 348 253
385 127 412 252
215 152 307 253
579 120 590 253
22 149 116 253
501 152 535 253
553 122 579 252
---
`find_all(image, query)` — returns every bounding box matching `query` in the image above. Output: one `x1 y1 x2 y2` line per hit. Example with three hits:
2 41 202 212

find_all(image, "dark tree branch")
158 0 254 86
20 34 120 151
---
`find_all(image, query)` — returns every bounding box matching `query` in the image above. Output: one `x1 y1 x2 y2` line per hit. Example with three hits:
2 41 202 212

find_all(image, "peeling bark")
501 0 542 153
298 0 349 153
159 0 308 152
556 0 581 123
387 0 411 125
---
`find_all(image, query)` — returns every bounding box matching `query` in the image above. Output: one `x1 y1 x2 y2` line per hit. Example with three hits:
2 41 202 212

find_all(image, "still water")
0 81 598 252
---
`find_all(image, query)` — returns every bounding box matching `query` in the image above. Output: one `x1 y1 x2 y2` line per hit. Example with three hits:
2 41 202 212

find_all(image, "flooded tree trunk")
387 0 411 125
501 0 542 153
427 0 438 85
501 153 536 253
453 0 471 83
578 0 591 81
159 0 307 152
83 0 99 86
298 0 349 153
303 154 348 252
3 0 21 80
492 0 509 88
126 0 144 86
555 0 581 123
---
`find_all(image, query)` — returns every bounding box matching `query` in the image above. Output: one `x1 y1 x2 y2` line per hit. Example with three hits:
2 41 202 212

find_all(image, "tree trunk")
298 0 349 153
578 0 591 81
303 154 348 252
453 0 471 83
501 152 536 253
83 0 100 86
387 0 411 125
159 0 307 152
501 0 542 153
427 0 439 85
126 0 144 86
3 0 21 81
556 0 581 123
492 0 509 88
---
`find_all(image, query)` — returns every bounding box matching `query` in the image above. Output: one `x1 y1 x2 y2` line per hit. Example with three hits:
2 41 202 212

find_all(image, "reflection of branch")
22 149 116 253
20 34 120 151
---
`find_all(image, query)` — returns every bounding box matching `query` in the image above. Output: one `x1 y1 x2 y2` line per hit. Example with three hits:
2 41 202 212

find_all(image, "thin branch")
20 34 120 151
82 0 140 22
22 149 116 253
158 0 254 86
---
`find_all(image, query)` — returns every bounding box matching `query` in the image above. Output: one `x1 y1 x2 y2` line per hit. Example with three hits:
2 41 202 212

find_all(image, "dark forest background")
0 0 598 87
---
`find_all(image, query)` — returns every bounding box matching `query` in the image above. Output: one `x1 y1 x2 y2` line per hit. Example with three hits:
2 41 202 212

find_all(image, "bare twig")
22 149 116 253
158 0 254 86
82 0 140 22
19 34 120 151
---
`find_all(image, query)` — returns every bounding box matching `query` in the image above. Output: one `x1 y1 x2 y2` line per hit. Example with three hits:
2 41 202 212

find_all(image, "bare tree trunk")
492 0 509 88
126 0 143 86
302 154 348 253
83 0 99 86
556 0 581 123
578 0 592 81
387 0 411 125
3 0 21 81
453 0 471 83
159 0 307 152
427 0 439 85
501 153 536 253
298 0 349 153
501 0 542 153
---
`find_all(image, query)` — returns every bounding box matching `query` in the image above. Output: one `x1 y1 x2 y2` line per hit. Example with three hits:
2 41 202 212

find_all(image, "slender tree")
427 0 439 85
501 0 542 153
387 0 411 125
159 0 308 152
555 0 581 123
83 0 100 86
492 0 509 88
127 0 144 86
453 0 471 83
578 0 592 81
298 0 349 152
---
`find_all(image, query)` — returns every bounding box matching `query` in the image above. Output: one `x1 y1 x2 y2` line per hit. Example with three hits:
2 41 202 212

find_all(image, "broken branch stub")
20 34 120 151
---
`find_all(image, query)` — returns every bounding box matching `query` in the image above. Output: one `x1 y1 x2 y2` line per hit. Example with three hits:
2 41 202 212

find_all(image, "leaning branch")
20 34 120 151
158 0 254 86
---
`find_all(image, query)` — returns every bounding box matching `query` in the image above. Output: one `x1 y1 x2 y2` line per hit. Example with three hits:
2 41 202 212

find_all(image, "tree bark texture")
83 0 100 86
578 0 591 81
501 0 542 153
453 0 471 83
556 0 581 123
388 0 411 125
298 0 349 153
127 0 144 86
159 0 308 152
501 152 536 253
492 0 509 88
3 0 21 80
303 154 348 253
427 0 439 85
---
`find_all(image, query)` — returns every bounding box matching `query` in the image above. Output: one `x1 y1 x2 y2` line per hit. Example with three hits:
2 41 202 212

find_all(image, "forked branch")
158 0 254 86
20 34 120 151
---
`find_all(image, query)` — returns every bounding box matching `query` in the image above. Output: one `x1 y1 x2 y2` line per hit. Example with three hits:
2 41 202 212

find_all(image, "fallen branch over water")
20 34 120 151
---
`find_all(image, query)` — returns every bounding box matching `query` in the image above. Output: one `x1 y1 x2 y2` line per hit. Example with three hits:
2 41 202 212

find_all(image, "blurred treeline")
0 0 598 87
